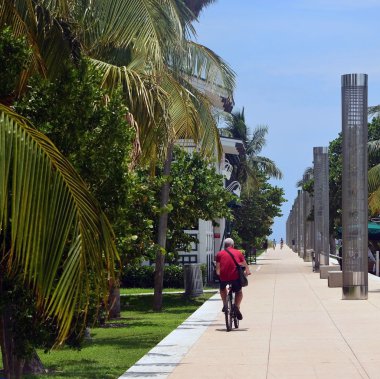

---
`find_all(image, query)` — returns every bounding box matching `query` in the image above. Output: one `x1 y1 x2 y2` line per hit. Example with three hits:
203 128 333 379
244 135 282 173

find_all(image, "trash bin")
183 264 203 297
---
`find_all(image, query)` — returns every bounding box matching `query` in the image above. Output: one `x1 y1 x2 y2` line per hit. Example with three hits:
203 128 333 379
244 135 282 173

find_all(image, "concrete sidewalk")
120 246 380 379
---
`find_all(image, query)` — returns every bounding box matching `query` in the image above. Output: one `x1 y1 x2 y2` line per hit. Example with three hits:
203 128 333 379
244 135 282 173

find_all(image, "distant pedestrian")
273 239 276 249
263 239 268 250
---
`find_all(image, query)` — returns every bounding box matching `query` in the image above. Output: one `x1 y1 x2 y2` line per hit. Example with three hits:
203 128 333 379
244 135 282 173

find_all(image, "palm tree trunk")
23 352 45 375
153 143 174 311
0 277 45 378
108 278 121 319
0 304 25 379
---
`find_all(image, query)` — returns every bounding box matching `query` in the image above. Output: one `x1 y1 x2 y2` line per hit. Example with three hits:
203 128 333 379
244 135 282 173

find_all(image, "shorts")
219 278 242 293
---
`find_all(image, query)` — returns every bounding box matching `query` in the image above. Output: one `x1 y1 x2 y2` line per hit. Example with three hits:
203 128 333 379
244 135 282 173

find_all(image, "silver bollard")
376 251 379 277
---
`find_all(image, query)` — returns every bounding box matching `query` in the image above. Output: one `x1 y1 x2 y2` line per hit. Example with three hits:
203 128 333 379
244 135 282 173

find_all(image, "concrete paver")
120 246 380 378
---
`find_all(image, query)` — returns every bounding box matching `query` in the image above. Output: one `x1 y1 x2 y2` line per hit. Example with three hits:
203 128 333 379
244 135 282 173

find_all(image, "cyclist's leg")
231 279 243 311
219 281 228 311
235 290 243 308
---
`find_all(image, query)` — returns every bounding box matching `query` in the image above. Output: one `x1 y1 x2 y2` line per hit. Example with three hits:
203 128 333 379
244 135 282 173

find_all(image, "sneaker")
234 305 243 320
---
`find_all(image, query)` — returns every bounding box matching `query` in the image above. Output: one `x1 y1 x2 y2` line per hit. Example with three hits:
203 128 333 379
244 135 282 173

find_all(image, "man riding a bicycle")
215 238 251 320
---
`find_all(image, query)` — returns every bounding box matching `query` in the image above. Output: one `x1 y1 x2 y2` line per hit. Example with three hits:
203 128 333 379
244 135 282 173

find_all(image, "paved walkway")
120 246 380 379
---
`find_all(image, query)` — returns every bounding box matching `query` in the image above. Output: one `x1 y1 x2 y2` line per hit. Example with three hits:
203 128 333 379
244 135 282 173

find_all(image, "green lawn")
119 287 183 295
119 286 218 295
25 293 214 379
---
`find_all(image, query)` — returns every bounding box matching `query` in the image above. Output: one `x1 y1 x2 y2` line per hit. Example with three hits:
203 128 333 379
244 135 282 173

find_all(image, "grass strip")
25 292 214 379
119 287 183 295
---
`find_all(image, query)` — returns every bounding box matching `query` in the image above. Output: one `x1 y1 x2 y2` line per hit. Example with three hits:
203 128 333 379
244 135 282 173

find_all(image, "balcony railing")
226 181 241 197
221 158 233 180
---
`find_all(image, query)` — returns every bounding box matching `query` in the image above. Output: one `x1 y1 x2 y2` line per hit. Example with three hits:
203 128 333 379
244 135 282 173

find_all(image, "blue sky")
195 0 380 240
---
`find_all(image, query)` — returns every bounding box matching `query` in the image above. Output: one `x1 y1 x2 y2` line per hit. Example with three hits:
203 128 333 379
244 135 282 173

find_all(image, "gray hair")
224 238 234 248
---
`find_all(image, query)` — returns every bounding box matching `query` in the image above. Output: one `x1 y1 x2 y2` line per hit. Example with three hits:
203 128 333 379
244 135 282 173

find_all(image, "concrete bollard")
320 265 341 279
328 271 343 287
304 249 313 262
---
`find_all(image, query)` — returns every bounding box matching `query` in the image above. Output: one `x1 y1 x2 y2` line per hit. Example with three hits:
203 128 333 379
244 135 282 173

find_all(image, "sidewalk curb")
118 293 221 378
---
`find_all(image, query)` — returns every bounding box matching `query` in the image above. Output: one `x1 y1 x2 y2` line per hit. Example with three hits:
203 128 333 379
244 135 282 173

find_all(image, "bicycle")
224 283 239 332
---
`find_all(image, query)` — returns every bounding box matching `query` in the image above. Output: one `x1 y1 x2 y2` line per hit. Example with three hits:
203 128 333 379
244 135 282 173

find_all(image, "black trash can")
183 264 204 297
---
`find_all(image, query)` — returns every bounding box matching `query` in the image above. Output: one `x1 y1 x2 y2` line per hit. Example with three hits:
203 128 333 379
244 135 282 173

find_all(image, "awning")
337 222 380 240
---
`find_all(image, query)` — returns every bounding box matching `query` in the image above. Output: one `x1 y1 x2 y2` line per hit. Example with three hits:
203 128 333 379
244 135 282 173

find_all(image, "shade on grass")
24 293 213 379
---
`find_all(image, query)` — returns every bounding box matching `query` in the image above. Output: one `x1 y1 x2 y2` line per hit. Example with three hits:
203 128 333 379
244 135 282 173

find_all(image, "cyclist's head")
224 238 234 248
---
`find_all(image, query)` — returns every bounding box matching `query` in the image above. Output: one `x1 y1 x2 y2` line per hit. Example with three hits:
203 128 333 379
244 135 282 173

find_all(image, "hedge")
121 264 206 288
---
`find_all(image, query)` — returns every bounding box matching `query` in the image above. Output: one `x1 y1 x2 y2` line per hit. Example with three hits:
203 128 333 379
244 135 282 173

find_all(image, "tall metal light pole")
296 190 302 256
313 147 329 270
341 73 368 300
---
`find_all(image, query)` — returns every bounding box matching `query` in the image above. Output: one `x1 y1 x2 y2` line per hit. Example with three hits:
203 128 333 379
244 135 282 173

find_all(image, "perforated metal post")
302 174 312 261
302 190 308 260
296 190 301 256
313 147 329 267
306 191 313 251
341 73 368 300
293 202 296 252
299 190 304 257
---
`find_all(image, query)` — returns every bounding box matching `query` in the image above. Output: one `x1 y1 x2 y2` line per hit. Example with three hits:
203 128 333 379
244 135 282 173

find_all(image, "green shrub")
121 266 155 288
163 265 183 288
121 264 207 288
0 26 30 98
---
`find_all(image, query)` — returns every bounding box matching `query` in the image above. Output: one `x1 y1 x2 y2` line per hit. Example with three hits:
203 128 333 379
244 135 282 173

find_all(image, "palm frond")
186 85 222 158
248 155 283 180
296 166 313 187
89 57 166 117
369 186 380 215
154 72 222 161
225 111 248 142
164 75 199 142
81 0 188 68
368 164 380 194
183 41 236 96
369 105 380 116
0 105 118 344
368 139 380 155
247 125 269 155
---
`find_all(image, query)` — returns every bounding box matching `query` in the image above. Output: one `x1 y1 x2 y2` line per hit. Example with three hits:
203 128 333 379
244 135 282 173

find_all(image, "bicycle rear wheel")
232 293 239 329
225 293 233 331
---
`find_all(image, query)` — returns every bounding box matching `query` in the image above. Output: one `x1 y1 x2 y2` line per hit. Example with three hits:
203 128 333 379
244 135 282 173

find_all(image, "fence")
206 253 217 284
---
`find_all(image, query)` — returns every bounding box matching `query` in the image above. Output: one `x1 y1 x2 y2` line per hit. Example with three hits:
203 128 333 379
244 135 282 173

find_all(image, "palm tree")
0 105 118 378
296 167 314 189
368 142 380 214
223 108 283 190
1 0 236 311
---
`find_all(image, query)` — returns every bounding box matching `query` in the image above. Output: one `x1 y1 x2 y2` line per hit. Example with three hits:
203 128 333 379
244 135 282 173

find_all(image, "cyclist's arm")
240 255 251 275
216 261 221 276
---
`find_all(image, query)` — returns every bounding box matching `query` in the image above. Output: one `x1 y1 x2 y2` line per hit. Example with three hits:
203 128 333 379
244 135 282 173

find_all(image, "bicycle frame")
224 283 239 332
